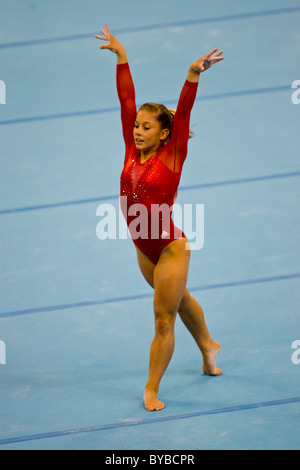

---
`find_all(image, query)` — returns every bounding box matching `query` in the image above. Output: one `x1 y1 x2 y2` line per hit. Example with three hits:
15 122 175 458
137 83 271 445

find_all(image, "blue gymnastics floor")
0 0 300 450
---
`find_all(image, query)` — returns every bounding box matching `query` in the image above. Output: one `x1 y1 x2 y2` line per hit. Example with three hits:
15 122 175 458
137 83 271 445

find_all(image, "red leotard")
117 62 198 264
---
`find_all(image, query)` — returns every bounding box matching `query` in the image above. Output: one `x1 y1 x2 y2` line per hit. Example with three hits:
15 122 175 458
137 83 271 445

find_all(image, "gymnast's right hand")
95 24 127 63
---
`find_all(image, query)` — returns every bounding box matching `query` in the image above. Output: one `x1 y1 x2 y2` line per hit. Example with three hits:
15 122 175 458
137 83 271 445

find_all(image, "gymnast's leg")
136 240 221 412
178 290 222 376
145 238 190 411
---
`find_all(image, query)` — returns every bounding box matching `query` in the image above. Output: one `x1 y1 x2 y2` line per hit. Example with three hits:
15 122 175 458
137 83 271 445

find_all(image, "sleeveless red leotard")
117 63 198 264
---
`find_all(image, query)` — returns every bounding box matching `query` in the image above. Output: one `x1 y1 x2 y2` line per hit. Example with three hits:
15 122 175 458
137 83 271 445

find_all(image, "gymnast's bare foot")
202 339 222 376
144 387 165 412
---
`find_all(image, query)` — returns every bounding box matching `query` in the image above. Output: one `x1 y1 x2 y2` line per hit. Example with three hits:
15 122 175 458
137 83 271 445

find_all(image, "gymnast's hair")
138 103 194 142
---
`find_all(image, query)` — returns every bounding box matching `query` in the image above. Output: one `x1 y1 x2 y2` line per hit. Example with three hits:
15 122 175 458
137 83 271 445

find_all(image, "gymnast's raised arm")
95 24 136 151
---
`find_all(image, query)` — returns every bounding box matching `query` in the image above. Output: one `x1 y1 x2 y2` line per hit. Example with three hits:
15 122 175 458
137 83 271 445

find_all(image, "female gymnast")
95 24 224 412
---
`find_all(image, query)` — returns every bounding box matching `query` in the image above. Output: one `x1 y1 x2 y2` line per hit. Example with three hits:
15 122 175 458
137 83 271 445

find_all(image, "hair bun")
168 108 194 139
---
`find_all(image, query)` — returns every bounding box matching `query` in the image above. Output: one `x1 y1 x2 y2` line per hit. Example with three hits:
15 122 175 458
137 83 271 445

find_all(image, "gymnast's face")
134 110 169 155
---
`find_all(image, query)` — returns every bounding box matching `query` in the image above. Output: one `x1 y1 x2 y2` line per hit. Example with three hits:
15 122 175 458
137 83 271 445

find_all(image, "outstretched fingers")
204 47 219 58
95 24 127 60
102 23 111 40
204 48 224 62
201 48 225 71
95 24 111 43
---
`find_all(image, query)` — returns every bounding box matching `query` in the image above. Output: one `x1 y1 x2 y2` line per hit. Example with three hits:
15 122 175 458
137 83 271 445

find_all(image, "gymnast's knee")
178 288 192 315
153 304 176 336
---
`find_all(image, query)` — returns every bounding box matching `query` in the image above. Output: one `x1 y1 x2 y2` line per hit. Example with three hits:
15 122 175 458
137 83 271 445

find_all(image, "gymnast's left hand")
188 48 224 80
